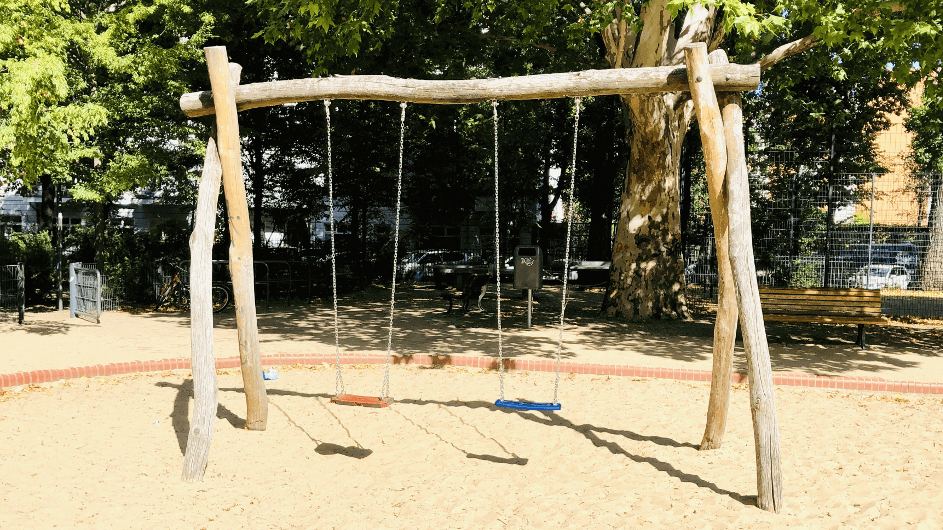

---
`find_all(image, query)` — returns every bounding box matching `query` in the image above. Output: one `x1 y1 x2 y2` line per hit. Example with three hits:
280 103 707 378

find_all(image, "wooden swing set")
178 44 783 513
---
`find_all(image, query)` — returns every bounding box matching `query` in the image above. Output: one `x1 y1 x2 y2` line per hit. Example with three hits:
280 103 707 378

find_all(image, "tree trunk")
679 127 698 251
920 177 943 290
205 47 268 431
603 94 692 319
586 203 613 261
584 99 621 262
687 44 782 511
538 136 556 252
93 201 111 266
251 145 265 254
38 174 56 233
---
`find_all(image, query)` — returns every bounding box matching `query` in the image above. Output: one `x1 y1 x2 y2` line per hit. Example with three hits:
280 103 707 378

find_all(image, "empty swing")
324 99 409 408
492 98 582 412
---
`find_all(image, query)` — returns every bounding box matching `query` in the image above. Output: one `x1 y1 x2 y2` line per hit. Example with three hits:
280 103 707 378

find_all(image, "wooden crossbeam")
179 64 760 117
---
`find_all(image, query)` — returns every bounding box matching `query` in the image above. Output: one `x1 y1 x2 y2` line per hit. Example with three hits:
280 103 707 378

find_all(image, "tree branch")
602 11 633 69
668 5 718 66
758 35 820 72
632 0 672 68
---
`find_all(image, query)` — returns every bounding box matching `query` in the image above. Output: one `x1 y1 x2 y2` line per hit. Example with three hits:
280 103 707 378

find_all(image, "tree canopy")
0 0 214 201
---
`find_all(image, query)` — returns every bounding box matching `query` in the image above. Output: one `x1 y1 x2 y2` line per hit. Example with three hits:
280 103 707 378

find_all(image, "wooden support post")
182 136 223 482
685 44 783 513
205 47 268 431
719 60 784 516
685 47 739 453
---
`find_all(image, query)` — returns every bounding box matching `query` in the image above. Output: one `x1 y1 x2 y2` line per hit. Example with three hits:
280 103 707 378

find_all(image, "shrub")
64 221 191 305
0 232 55 305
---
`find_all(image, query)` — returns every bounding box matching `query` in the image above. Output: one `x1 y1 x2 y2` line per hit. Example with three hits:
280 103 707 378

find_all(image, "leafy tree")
249 0 608 269
906 98 943 289
742 43 909 285
0 0 215 261
0 231 53 304
249 0 943 319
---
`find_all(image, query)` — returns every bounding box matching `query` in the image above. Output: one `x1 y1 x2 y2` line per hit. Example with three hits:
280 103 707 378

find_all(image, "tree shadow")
8 320 74 336
135 284 940 383
155 380 245 455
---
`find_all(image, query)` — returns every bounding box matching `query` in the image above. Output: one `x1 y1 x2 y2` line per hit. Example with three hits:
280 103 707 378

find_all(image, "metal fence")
0 264 25 324
685 147 943 319
70 263 102 324
68 262 120 320
152 259 314 309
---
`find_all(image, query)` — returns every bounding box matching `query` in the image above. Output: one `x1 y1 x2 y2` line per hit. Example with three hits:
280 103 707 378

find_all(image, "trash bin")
513 245 542 290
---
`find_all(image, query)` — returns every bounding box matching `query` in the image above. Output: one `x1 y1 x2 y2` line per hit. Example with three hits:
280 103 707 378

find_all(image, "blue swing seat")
495 399 561 411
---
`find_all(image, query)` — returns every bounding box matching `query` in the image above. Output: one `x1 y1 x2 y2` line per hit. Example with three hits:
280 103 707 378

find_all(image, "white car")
849 264 910 290
399 250 467 280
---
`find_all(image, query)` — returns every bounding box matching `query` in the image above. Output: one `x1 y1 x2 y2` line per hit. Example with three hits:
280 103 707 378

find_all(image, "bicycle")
155 261 231 313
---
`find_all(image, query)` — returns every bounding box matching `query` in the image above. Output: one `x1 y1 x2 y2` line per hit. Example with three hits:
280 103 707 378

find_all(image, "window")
0 215 21 237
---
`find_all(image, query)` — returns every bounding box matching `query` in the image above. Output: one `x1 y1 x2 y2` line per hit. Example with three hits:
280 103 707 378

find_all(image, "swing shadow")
271 402 373 459
505 408 754 507
411 395 752 505
388 402 528 466
159 381 375 460
219 384 752 505
475 399 754 507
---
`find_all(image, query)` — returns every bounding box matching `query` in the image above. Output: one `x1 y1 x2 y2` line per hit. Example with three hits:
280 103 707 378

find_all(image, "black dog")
442 273 490 313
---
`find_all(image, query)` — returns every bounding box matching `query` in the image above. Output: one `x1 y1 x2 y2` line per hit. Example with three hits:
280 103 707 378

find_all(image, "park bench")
758 286 887 349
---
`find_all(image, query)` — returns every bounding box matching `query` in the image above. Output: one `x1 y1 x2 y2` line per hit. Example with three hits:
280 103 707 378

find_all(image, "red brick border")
1 354 940 395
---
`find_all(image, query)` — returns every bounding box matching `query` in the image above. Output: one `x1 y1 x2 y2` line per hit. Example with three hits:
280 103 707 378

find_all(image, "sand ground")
1 285 942 529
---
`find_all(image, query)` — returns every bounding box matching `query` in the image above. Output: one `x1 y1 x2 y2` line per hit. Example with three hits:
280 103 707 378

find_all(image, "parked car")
400 250 468 280
848 264 911 290
839 243 919 272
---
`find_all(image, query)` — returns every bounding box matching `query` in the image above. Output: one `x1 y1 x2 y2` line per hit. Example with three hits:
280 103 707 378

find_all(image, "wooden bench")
758 287 887 349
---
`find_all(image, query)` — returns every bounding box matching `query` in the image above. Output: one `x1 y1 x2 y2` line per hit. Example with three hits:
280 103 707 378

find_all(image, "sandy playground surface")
2 366 943 529
2 285 943 529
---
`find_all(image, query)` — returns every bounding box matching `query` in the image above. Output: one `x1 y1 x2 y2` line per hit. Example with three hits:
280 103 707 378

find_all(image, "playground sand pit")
2 365 943 529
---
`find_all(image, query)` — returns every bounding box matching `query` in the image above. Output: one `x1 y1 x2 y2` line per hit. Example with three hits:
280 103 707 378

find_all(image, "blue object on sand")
495 399 561 411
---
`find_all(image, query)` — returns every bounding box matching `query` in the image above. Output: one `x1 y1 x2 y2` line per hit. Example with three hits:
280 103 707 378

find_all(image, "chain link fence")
685 143 943 319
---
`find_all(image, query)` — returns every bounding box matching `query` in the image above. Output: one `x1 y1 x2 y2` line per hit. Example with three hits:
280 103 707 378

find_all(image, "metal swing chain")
492 100 505 402
381 102 408 400
324 99 344 397
552 97 582 405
